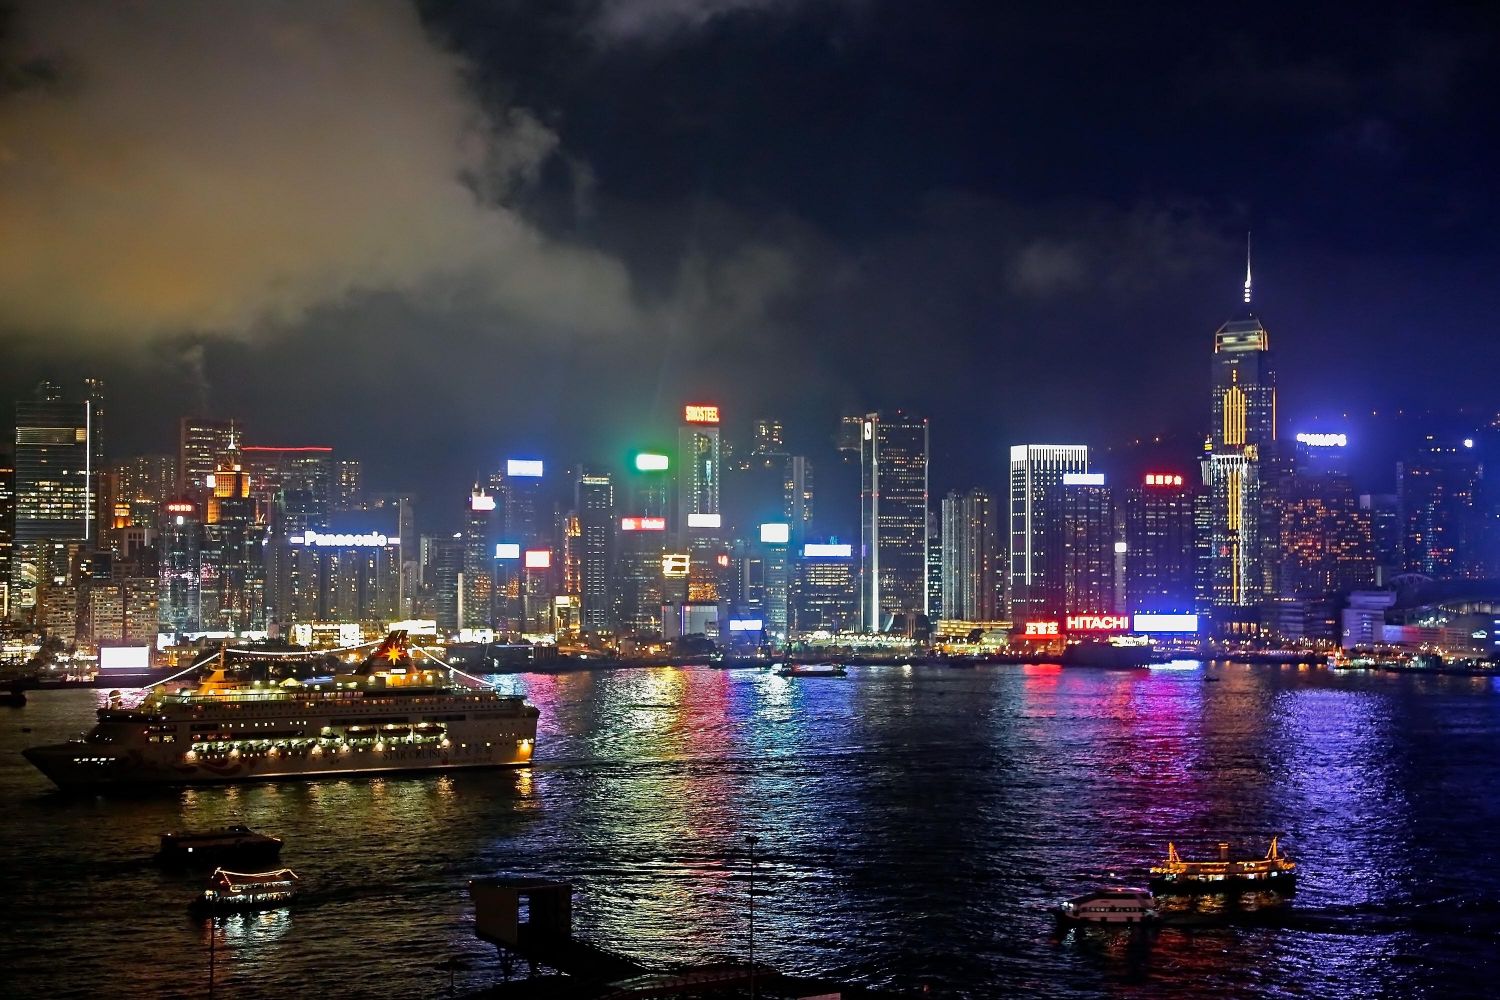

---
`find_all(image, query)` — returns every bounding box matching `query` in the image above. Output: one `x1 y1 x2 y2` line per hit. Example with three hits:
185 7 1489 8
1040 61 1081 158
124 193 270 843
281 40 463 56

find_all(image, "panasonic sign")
292 531 397 547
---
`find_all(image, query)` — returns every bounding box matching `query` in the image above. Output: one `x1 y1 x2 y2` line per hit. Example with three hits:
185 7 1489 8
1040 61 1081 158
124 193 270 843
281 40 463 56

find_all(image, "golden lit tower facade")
1206 249 1276 609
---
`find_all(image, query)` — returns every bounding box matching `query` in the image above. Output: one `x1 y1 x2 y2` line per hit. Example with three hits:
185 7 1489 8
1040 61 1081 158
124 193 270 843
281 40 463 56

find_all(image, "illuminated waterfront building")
200 464 267 631
1123 473 1197 613
678 406 728 613
793 542 858 631
1061 474 1116 614
84 577 158 646
1276 472 1374 598
11 381 102 611
940 488 999 622
430 534 464 632
1398 436 1482 579
1008 445 1088 618
1206 252 1276 608
575 469 614 631
462 489 496 629
158 500 202 631
0 456 13 617
859 411 930 632
614 455 671 634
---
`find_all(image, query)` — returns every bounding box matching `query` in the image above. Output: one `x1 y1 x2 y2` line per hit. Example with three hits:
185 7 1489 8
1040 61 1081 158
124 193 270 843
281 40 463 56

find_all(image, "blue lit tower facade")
858 411 930 632
1206 254 1276 608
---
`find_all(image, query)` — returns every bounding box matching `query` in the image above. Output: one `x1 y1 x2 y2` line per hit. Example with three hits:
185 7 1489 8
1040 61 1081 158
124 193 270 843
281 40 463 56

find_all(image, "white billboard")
99 646 151 671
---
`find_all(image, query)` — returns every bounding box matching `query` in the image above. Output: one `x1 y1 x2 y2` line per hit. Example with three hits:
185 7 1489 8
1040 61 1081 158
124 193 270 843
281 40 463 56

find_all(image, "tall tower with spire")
1205 235 1276 608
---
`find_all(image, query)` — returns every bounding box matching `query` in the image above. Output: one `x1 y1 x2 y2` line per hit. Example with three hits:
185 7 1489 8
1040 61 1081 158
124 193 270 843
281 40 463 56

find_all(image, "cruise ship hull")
23 739 533 792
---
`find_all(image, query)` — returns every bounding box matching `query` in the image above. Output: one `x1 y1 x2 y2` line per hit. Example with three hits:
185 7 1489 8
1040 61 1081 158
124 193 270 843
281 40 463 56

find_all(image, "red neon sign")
620 516 666 532
684 404 720 424
1144 473 1185 487
1021 621 1060 639
165 502 196 514
1065 614 1132 632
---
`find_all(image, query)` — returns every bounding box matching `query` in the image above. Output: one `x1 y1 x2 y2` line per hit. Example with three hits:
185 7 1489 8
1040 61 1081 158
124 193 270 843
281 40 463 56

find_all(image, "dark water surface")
5 662 1500 998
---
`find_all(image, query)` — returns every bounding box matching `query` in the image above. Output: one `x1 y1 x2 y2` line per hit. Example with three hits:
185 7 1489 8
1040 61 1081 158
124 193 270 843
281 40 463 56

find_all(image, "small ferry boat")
1054 887 1158 925
158 824 283 865
775 662 847 678
191 868 300 912
1149 837 1296 894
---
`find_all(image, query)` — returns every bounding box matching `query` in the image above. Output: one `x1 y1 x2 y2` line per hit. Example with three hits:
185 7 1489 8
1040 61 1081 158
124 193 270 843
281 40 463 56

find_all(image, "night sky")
2 0 1497 513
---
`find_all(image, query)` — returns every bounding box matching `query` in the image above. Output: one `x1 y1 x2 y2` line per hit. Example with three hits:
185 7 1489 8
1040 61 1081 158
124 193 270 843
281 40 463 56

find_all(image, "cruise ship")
23 632 539 791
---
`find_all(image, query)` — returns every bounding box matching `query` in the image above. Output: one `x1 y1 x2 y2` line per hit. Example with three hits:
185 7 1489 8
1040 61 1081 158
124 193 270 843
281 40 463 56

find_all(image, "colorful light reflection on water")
4 662 1500 997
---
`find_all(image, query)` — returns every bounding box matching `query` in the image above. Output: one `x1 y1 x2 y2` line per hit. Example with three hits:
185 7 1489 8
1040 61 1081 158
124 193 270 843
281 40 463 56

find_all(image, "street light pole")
746 833 760 1000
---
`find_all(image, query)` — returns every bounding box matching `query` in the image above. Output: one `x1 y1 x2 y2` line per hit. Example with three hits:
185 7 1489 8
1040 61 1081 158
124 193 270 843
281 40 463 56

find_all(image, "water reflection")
5 665 1500 997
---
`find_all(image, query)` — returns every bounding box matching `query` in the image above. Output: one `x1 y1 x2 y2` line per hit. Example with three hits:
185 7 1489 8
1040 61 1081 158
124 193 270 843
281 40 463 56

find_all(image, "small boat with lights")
1054 887 1158 925
159 824 282 866
775 662 847 678
1149 837 1297 894
191 867 300 912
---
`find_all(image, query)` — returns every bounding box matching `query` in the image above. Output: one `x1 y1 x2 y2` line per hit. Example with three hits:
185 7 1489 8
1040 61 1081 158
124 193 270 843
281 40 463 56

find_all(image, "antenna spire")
1243 231 1253 305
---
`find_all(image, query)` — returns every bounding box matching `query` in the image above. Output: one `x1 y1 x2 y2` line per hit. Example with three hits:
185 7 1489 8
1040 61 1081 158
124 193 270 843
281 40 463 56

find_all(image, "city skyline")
3 1 1498 500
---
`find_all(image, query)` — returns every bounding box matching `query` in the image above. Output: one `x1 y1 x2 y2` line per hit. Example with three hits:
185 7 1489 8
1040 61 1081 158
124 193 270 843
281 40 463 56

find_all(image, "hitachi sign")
1065 614 1131 632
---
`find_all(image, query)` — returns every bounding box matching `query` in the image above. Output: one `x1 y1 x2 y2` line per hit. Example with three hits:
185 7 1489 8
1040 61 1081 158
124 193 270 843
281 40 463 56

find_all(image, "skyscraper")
575 469 614 631
0 455 13 618
1398 436 1482 579
462 488 496 629
1123 473 1197 613
333 459 363 510
12 381 101 610
1008 444 1089 618
940 488 999 622
1206 252 1276 608
677 406 725 611
178 417 239 494
859 411 929 632
1060 474 1116 614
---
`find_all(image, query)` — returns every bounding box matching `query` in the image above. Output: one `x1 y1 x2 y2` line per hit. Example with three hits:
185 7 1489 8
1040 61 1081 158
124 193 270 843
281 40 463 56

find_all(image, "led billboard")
293 531 397 547
687 512 722 529
99 646 151 671
470 493 496 511
683 404 721 424
524 549 552 569
1065 614 1132 632
494 543 521 560
1144 473 1184 487
507 459 544 477
620 516 667 532
803 543 853 558
1062 473 1105 486
1018 620 1060 639
1132 613 1200 633
1295 433 1347 447
728 619 764 632
760 523 791 544
635 453 670 472
661 553 691 577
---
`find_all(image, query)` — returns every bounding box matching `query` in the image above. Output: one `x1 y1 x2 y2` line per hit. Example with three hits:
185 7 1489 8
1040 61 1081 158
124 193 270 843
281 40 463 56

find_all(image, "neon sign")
1065 614 1132 632
1144 473 1184 487
293 531 397 547
1021 621 1060 639
662 553 690 577
620 517 666 532
1295 433 1347 447
684 404 721 424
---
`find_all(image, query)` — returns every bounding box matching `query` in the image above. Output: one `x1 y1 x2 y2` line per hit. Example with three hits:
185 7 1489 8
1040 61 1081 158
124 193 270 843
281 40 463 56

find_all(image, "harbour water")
4 661 1500 998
